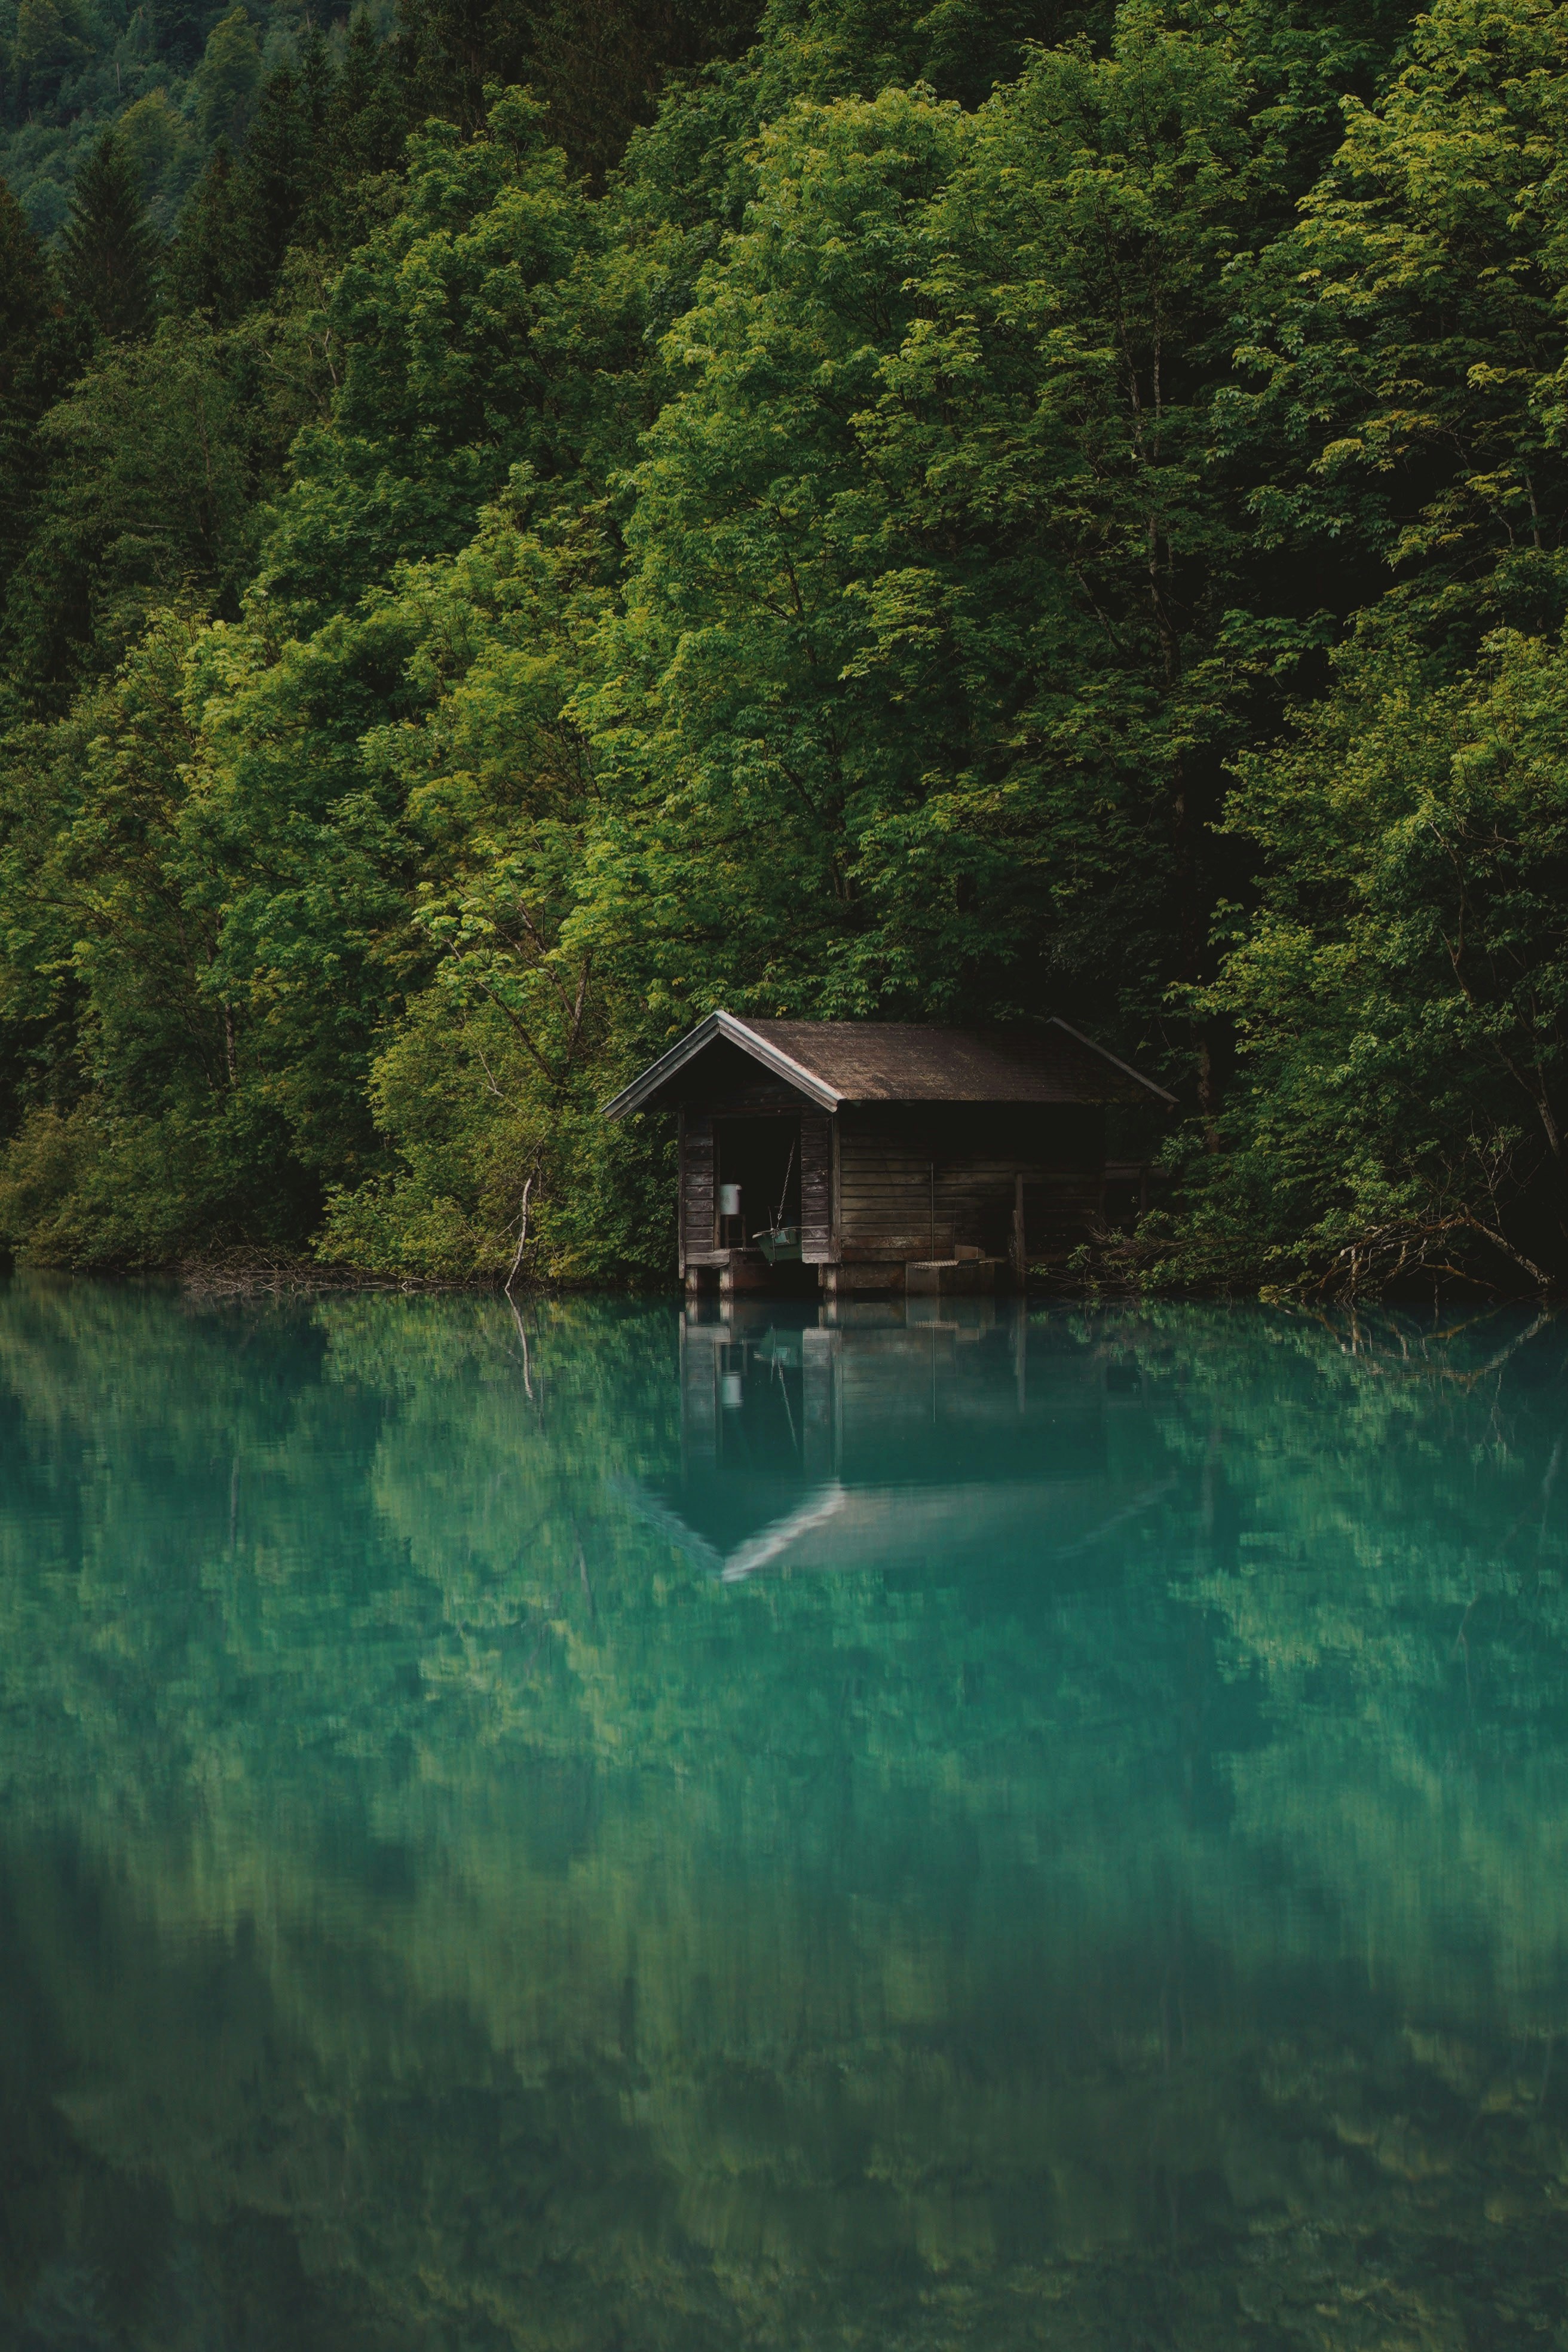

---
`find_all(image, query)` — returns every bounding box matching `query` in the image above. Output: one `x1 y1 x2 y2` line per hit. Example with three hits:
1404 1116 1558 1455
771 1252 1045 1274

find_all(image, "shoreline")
0 1256 1555 1308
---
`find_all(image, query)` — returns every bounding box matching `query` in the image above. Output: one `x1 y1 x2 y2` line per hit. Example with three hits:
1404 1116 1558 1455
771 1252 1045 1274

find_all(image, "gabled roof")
601 1012 1175 1118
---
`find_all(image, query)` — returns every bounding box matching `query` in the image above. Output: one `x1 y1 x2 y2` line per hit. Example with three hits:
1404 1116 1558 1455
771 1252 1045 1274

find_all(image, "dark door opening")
714 1117 801 1247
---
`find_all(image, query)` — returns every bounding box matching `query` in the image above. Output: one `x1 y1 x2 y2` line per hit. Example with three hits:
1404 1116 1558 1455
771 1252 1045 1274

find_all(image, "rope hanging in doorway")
772 1135 797 1233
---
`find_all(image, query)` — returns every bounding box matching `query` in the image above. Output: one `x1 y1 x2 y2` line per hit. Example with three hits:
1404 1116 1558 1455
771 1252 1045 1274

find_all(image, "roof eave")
600 1011 841 1119
1048 1016 1177 1108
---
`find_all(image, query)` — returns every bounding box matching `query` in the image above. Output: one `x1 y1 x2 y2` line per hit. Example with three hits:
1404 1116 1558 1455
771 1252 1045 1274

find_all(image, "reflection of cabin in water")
624 1300 1166 1584
602 1013 1174 1297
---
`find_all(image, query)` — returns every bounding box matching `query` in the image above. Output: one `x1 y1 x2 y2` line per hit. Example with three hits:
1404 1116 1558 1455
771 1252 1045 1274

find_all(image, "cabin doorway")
714 1116 801 1248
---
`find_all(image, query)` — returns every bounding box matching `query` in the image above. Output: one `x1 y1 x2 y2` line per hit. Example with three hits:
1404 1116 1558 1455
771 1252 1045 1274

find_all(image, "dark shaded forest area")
3 0 1568 1293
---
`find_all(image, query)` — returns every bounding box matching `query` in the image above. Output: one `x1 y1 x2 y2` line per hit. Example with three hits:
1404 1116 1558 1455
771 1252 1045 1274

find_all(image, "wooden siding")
681 1113 715 1264
681 1097 1115 1273
705 1079 812 1112
837 1125 940 1261
836 1107 1105 1263
800 1113 834 1261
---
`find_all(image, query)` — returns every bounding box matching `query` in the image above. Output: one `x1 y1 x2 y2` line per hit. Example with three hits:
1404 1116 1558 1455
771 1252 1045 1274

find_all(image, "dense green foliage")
10 0 1568 1287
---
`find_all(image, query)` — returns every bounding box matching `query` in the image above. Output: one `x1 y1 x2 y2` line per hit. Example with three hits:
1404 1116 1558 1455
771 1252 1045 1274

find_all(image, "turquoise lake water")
2 1276 1567 2348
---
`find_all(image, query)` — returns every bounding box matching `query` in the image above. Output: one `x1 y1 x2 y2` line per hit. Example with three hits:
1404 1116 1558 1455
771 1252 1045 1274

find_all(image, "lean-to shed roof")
601 1013 1175 1118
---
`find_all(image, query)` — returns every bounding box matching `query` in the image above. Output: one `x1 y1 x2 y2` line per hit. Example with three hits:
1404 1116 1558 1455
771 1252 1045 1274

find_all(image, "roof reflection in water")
628 1297 1170 1582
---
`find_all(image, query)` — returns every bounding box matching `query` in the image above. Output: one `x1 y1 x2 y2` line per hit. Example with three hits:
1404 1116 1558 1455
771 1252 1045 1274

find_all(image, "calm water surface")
2 1279 1567 2348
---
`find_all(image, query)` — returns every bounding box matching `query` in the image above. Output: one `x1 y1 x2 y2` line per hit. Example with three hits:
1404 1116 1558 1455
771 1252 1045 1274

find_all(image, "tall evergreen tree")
320 10 409 243
169 24 408 322
231 63 311 300
151 0 213 69
529 0 763 186
166 137 247 321
0 177 57 419
298 16 335 130
335 7 410 176
192 3 262 145
393 0 529 140
57 130 160 342
0 179 66 614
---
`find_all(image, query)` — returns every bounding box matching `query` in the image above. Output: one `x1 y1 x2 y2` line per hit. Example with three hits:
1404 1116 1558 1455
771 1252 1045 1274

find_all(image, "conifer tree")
290 14 407 253
336 6 408 169
232 64 310 299
392 0 529 139
151 0 212 69
0 179 66 599
299 16 334 131
529 0 761 186
166 139 246 320
322 11 409 244
57 130 160 342
0 179 56 414
192 3 262 144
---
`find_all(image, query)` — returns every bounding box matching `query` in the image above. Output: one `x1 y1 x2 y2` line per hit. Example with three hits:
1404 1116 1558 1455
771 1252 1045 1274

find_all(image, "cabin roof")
601 1012 1175 1117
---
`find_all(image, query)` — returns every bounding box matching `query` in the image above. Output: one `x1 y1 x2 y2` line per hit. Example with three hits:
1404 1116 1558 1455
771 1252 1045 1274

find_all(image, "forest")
2 0 1568 1291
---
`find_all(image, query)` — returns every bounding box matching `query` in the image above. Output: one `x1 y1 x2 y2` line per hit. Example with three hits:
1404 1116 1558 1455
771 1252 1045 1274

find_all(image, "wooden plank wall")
836 1108 1105 1263
681 1113 716 1264
838 1141 1019 1258
800 1113 834 1261
837 1128 942 1260
682 1101 1110 1267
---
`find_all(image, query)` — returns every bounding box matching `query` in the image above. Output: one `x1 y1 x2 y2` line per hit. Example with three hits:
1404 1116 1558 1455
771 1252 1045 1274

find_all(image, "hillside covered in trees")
2 0 1568 1293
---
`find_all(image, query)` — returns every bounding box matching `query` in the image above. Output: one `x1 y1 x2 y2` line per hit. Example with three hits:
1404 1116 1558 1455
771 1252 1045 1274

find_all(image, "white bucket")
718 1183 742 1217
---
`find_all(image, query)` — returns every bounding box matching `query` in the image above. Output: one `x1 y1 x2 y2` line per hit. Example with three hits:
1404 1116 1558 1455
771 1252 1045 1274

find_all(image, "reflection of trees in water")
1 1282 1568 2343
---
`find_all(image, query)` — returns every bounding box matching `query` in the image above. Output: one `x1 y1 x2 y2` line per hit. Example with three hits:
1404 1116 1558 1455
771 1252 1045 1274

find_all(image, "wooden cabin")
602 1013 1174 1297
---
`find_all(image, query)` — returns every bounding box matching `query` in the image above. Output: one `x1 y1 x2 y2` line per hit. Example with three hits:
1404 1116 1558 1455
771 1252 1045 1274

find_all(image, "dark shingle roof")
602 1013 1174 1117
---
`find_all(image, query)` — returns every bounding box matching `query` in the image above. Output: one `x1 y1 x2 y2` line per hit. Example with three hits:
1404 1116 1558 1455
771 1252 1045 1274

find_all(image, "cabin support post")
720 1253 772 1294
681 1111 716 1273
819 1261 904 1297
